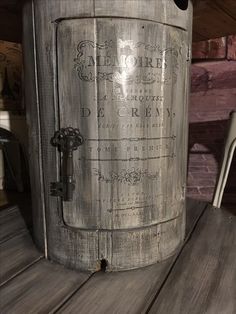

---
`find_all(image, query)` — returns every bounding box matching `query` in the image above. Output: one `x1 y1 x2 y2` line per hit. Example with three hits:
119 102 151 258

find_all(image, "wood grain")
185 198 206 235
2 0 236 44
149 205 236 314
193 0 236 41
0 259 90 314
0 199 207 314
0 206 27 243
57 261 175 314
22 0 46 251
24 0 192 272
55 200 207 314
214 0 236 19
0 232 43 286
94 0 192 30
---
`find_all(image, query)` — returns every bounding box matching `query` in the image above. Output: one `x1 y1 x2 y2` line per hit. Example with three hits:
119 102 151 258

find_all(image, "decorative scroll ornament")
93 168 160 186
74 39 181 85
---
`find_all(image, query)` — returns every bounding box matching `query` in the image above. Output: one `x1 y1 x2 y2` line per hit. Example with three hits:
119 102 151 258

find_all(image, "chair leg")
213 140 236 208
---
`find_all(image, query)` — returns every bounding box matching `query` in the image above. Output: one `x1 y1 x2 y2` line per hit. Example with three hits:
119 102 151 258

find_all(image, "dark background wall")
187 35 236 203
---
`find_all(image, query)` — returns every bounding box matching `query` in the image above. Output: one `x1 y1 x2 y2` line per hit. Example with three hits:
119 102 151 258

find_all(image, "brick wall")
187 35 236 203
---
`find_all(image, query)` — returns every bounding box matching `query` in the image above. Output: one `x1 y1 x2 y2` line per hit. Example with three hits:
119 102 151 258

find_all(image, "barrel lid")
94 0 192 31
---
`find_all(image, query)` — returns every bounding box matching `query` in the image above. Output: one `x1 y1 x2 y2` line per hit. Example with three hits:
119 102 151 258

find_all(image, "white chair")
212 111 236 208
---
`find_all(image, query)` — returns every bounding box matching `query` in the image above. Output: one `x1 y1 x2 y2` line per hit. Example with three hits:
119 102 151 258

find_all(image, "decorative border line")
85 135 176 142
78 154 176 162
107 204 155 213
94 167 160 186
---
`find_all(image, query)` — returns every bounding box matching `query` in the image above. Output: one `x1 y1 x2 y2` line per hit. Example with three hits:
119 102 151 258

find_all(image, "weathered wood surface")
0 206 28 243
0 259 90 314
57 18 189 267
185 198 206 235
55 199 207 314
0 199 205 313
149 205 236 314
0 232 43 286
24 0 192 272
1 200 235 313
2 0 236 43
94 0 192 30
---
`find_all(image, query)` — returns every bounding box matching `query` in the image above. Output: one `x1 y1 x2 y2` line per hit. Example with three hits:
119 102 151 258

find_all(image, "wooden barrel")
23 0 193 271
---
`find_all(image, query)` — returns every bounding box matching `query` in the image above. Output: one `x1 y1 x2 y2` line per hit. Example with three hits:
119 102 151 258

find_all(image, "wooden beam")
193 0 236 42
1 1 236 43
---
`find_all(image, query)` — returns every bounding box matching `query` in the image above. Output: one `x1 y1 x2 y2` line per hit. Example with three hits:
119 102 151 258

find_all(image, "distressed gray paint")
23 0 193 271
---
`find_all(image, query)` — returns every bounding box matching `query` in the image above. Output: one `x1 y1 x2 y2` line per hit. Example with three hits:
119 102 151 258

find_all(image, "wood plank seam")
147 205 236 313
213 2 236 22
145 202 209 313
50 272 96 314
32 0 48 258
0 205 18 216
0 228 29 245
0 255 43 288
0 204 33 244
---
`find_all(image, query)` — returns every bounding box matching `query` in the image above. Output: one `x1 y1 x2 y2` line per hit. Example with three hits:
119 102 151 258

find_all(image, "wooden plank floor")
0 205 28 243
0 199 235 314
149 206 236 314
0 260 90 313
0 232 42 286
